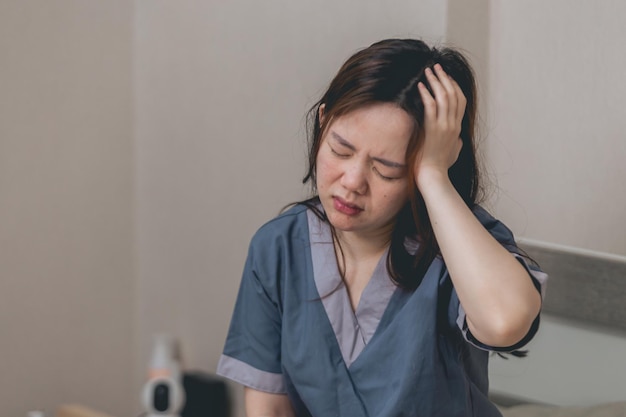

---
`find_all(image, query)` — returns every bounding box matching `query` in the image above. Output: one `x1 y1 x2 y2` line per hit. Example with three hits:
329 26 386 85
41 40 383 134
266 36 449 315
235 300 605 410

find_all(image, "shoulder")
244 204 311 292
249 204 310 250
471 204 516 247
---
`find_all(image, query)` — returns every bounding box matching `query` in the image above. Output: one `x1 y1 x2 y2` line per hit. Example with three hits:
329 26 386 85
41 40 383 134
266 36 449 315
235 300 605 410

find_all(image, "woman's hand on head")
415 64 467 190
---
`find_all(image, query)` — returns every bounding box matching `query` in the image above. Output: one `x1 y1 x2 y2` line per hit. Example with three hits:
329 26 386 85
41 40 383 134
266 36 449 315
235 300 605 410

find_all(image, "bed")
55 404 116 417
490 239 626 416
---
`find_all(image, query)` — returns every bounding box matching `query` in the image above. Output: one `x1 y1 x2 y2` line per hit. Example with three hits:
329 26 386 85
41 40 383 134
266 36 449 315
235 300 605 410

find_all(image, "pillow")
56 404 117 417
498 402 626 417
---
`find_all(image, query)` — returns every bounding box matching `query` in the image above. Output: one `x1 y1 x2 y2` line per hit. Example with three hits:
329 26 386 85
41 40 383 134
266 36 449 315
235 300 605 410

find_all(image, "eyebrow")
330 131 407 168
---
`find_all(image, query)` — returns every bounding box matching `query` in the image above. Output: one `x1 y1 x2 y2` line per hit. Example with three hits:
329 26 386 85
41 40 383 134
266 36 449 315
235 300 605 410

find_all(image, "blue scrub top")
217 204 547 416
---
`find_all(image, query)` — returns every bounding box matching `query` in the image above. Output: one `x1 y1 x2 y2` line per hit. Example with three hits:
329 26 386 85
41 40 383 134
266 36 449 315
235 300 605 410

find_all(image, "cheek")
316 155 338 184
381 185 409 209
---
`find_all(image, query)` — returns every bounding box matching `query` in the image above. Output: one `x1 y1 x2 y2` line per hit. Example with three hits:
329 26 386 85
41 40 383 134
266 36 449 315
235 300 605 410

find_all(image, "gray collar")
307 208 398 367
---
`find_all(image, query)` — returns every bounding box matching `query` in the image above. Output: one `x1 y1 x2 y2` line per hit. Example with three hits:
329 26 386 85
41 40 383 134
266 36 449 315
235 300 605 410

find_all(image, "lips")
332 196 363 216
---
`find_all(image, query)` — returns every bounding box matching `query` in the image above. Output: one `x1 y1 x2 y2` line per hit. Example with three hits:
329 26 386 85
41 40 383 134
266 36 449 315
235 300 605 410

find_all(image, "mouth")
332 196 363 215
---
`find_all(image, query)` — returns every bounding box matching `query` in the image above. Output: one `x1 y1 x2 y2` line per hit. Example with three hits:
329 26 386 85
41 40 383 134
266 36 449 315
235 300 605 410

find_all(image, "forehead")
327 103 414 155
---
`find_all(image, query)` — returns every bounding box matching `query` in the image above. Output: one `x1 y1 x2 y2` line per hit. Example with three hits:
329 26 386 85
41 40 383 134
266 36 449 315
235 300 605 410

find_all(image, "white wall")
0 1 134 416
487 0 626 256
4 0 623 414
490 314 626 406
1 1 449 415
485 0 626 406
134 1 447 415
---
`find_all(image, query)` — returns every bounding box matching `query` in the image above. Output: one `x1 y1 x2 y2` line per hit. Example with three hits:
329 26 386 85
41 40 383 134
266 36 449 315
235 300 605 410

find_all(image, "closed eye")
330 146 350 158
373 167 402 181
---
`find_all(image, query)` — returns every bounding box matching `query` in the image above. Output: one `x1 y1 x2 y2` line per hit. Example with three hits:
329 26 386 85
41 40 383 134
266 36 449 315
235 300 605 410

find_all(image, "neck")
334 226 393 262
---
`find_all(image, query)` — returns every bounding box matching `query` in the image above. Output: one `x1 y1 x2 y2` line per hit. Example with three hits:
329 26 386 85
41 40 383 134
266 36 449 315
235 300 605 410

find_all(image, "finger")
449 77 467 124
424 67 449 123
417 81 437 121
433 64 458 120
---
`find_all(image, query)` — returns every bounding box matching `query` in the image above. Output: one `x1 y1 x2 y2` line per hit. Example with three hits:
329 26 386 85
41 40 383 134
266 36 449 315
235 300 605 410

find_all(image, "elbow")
478 317 535 348
467 295 542 348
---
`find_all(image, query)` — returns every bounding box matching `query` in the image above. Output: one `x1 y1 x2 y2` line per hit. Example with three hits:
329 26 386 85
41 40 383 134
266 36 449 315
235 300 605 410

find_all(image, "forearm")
245 387 296 417
418 169 541 347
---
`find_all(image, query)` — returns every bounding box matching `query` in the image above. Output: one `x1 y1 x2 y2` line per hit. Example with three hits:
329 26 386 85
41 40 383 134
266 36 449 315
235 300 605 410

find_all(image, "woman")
217 38 547 417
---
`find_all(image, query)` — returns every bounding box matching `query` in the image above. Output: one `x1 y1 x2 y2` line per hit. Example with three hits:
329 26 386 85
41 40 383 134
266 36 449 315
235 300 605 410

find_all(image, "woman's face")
316 103 413 239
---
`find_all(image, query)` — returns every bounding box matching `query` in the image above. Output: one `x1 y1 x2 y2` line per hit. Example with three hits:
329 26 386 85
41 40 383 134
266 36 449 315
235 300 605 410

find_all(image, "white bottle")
141 334 186 417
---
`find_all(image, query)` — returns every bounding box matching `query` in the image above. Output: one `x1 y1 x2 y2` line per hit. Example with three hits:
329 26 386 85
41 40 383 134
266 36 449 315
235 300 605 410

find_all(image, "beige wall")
6 0 624 414
2 1 449 415
485 0 626 405
446 0 490 110
0 1 134 416
487 0 626 256
449 0 626 259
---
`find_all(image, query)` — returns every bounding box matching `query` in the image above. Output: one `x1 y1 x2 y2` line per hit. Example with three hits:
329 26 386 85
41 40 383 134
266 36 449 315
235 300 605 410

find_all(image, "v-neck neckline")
307 208 398 367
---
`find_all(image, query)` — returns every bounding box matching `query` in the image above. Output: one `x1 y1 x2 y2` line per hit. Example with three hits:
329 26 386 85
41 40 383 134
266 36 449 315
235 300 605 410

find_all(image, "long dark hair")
302 39 483 290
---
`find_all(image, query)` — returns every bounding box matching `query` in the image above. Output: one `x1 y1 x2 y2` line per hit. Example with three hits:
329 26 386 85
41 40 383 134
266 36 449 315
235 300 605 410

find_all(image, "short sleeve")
455 206 548 352
216 239 286 394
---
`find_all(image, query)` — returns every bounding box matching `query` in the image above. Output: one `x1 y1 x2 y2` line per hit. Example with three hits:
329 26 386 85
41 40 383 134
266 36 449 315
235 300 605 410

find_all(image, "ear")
318 103 326 123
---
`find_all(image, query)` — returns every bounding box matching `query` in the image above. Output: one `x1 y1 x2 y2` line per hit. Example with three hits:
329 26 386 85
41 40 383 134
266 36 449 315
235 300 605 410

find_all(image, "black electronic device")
181 371 230 417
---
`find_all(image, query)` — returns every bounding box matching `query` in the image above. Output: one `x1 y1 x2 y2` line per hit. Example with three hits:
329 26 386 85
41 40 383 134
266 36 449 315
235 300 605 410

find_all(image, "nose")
340 160 368 195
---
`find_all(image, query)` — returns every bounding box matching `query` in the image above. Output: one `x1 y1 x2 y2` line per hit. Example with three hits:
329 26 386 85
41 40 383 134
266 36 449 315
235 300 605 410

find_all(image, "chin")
326 213 360 231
